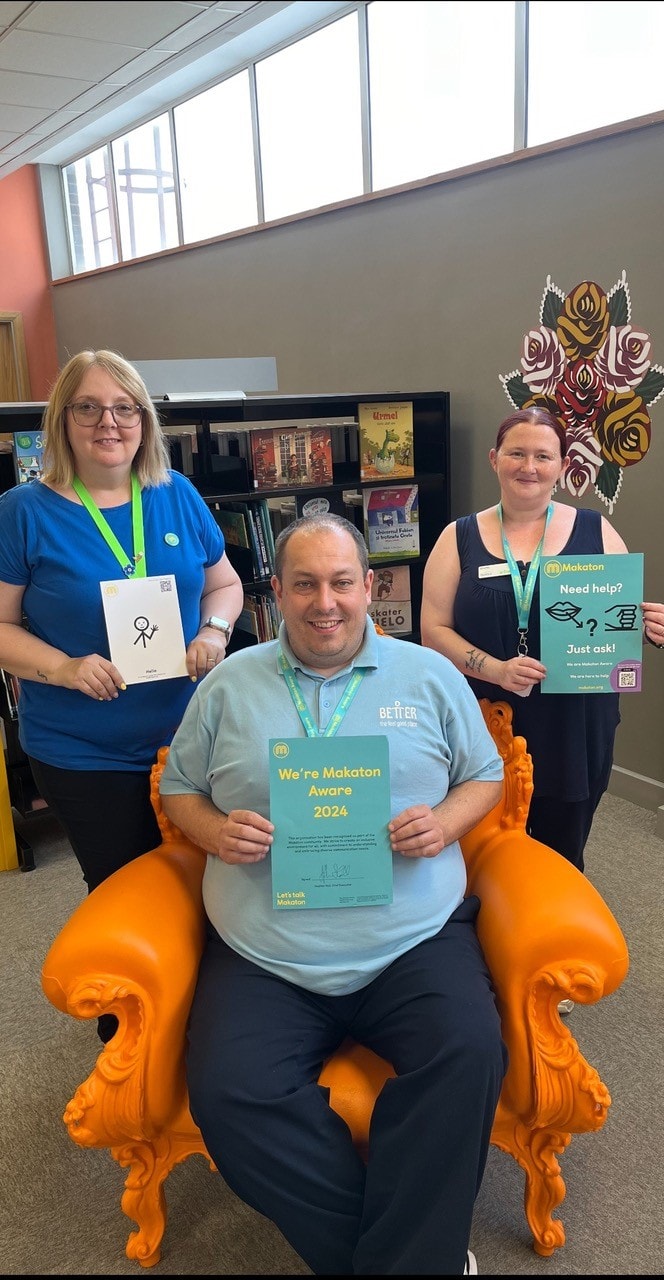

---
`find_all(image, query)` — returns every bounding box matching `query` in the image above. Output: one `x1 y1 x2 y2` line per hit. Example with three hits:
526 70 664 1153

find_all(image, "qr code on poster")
618 667 637 689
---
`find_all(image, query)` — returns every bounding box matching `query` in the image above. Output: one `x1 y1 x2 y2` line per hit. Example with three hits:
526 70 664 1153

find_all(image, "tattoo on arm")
36 670 48 683
464 648 487 675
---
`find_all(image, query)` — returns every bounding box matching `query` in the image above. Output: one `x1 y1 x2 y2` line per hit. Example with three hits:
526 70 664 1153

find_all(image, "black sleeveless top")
454 508 620 802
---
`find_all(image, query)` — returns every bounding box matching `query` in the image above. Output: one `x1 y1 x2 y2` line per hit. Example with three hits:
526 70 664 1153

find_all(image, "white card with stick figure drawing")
100 575 187 684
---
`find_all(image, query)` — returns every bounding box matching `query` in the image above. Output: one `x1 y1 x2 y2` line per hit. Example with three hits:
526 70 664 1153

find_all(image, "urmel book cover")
359 401 414 481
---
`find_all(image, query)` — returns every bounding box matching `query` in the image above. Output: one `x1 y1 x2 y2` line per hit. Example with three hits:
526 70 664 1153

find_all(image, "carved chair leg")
491 1116 569 1257
113 1134 213 1268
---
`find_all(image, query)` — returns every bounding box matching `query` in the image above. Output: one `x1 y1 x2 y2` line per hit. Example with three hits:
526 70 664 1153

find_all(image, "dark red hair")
495 408 568 458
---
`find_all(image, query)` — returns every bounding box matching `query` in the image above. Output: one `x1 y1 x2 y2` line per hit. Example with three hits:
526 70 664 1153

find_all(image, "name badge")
478 563 510 579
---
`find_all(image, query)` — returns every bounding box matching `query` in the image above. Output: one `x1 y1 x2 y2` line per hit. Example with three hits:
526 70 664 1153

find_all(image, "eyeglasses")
67 401 143 428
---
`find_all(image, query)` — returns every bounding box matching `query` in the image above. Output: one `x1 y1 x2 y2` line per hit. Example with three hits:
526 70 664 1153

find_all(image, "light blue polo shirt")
160 618 504 995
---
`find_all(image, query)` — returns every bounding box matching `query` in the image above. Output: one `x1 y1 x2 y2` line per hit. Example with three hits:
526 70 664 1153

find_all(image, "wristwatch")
200 616 232 639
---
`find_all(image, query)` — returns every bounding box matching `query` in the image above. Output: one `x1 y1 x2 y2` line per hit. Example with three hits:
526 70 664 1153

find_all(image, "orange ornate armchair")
41 700 629 1269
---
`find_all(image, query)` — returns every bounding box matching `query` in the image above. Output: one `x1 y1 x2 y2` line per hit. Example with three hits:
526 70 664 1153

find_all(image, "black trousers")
28 756 161 892
186 897 507 1275
526 738 615 872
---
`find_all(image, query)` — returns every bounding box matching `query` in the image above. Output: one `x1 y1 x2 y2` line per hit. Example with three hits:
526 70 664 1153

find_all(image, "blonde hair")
41 350 171 487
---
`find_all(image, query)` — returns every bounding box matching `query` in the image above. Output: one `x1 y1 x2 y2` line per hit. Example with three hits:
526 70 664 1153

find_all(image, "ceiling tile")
0 30 148 79
0 103 49 130
12 0 215 45
0 68 94 109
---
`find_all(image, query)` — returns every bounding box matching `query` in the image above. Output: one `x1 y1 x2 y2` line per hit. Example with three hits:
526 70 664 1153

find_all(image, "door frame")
0 311 31 401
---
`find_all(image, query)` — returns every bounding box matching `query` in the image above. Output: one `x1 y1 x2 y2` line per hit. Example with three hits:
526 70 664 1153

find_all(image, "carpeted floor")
0 792 662 1275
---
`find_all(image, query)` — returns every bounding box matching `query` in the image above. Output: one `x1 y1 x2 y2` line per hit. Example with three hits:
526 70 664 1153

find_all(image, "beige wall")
49 122 664 804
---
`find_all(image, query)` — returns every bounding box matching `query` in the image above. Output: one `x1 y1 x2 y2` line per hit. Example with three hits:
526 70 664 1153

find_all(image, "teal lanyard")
497 502 553 655
72 472 146 578
278 648 367 737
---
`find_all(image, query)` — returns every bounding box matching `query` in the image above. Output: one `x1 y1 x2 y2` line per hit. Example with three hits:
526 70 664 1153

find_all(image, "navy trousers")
186 896 507 1275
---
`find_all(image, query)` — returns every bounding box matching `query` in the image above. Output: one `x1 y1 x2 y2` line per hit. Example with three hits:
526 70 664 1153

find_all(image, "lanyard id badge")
497 502 553 655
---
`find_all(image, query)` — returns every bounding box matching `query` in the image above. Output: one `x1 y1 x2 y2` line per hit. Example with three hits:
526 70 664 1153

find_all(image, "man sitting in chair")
160 513 506 1277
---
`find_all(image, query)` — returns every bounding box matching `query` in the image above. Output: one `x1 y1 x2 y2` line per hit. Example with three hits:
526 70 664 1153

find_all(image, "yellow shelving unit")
0 743 19 871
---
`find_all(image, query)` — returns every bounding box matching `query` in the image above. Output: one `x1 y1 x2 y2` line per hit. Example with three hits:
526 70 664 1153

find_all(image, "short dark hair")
274 513 369 579
495 407 567 458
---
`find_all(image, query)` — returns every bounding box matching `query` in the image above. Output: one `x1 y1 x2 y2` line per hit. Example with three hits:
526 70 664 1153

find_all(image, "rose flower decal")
500 271 664 511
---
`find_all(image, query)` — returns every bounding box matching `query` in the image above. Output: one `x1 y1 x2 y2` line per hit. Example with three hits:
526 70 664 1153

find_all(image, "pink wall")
0 166 59 399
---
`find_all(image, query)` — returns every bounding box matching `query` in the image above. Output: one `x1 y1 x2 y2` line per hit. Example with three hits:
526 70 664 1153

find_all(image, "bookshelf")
0 668 45 870
154 391 450 648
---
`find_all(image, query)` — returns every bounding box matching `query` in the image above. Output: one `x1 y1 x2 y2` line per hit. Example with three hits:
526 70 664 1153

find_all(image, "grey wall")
49 122 664 806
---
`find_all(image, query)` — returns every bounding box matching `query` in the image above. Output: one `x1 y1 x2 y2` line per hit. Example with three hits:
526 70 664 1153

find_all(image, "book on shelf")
358 401 414 482
295 489 348 519
1 667 20 719
250 425 334 490
236 595 260 638
363 484 420 560
209 423 253 467
246 504 271 578
253 499 274 575
212 505 251 550
220 501 264 578
259 498 277 568
368 565 412 635
238 590 281 641
267 496 297 537
13 429 45 485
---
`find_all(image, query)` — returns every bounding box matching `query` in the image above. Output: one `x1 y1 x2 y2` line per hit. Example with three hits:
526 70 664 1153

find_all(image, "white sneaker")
558 998 575 1016
464 1250 478 1275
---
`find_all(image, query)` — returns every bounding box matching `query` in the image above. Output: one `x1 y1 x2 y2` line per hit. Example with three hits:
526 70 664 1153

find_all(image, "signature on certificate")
318 863 352 880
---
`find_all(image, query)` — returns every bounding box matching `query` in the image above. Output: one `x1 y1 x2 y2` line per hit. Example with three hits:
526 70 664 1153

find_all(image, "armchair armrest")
468 831 628 1112
41 839 206 1142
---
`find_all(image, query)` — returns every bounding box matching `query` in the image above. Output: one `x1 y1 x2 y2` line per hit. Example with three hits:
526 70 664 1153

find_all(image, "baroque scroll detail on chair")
42 701 629 1268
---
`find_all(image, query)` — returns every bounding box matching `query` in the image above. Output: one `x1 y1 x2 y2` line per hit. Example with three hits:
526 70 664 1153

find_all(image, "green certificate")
269 736 392 909
539 553 644 693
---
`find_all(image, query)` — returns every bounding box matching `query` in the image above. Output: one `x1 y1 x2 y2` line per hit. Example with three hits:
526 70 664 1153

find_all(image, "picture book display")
369 565 412 635
212 506 251 550
13 429 45 484
359 401 414 481
250 425 334 490
363 484 420 560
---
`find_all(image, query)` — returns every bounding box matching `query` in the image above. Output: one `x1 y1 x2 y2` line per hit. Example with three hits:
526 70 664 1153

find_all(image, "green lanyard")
72 471 146 578
278 648 367 737
497 502 553 655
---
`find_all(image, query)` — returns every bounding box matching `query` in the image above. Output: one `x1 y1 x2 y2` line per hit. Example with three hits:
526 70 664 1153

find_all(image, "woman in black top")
420 407 664 871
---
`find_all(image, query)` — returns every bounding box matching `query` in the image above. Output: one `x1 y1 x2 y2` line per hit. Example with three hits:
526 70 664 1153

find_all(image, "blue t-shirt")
160 618 504 995
0 471 224 770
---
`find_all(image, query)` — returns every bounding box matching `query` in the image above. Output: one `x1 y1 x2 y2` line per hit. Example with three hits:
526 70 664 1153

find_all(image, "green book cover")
214 506 250 549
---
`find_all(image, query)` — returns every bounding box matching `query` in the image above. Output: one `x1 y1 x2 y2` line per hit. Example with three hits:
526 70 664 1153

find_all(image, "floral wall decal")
499 270 664 512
